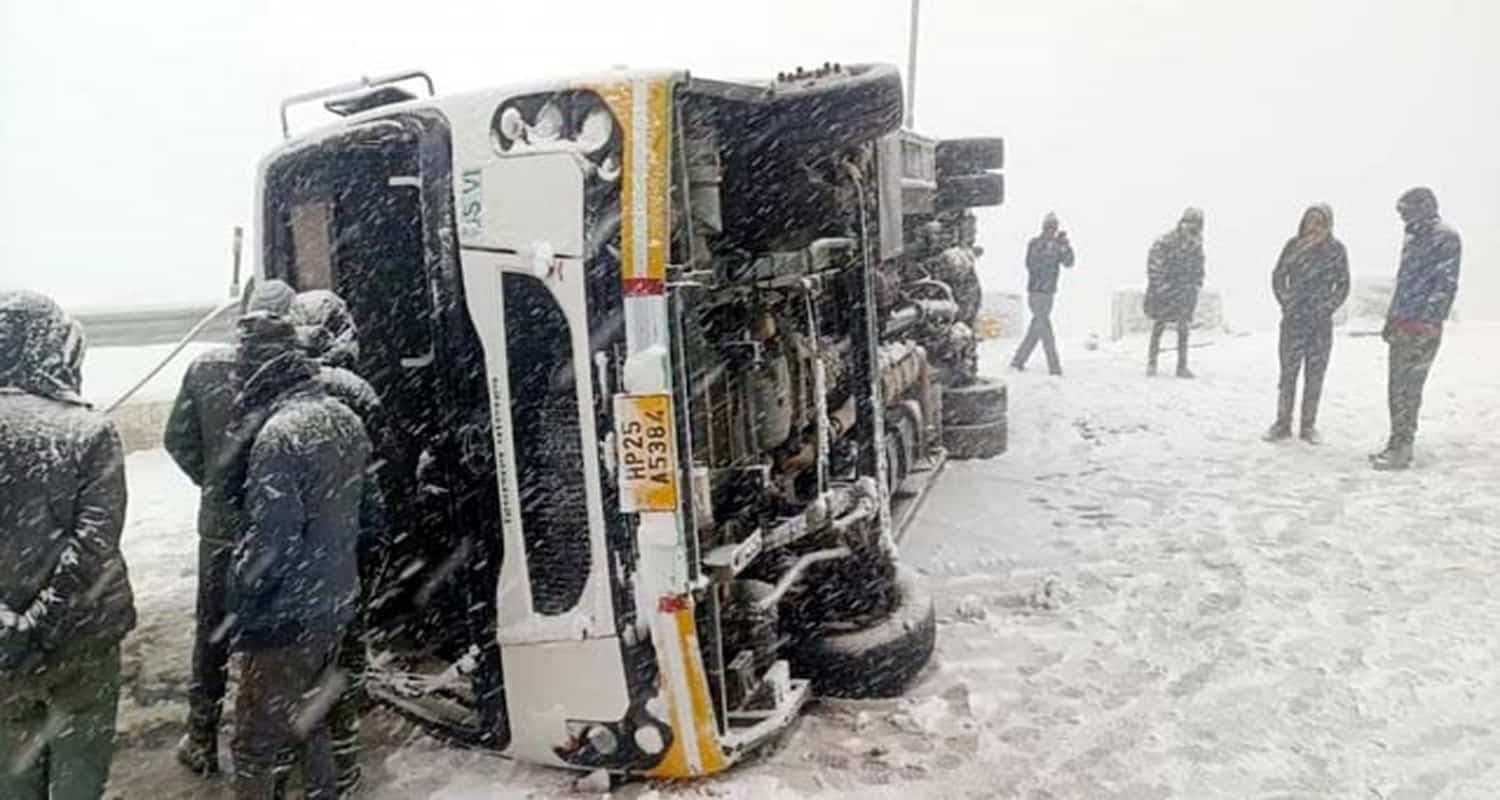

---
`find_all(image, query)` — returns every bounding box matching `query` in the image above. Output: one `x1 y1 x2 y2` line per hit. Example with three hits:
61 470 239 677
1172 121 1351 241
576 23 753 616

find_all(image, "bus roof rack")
279 70 436 139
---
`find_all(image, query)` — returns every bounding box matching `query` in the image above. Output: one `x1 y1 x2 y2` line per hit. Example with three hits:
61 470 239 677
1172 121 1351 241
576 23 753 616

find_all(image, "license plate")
614 394 678 513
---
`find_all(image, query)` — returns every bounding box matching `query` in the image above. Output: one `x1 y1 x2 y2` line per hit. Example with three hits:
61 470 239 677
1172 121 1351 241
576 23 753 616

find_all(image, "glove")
1387 319 1439 340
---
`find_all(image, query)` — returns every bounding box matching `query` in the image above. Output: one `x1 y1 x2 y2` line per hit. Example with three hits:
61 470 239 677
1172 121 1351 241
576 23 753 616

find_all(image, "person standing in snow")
1264 204 1350 444
1010 212 1075 375
290 289 386 797
225 307 377 800
164 279 295 774
0 290 136 800
1144 207 1206 378
1371 187 1461 471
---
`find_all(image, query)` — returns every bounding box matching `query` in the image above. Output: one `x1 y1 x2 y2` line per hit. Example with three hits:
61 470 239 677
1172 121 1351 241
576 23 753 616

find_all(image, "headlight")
497 106 526 145
577 105 616 155
530 101 564 142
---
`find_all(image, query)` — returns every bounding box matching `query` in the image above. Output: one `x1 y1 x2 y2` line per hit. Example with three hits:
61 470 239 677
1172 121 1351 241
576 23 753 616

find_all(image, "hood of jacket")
1298 203 1334 238
236 312 320 413
0 290 87 405
1398 187 1439 232
290 290 361 371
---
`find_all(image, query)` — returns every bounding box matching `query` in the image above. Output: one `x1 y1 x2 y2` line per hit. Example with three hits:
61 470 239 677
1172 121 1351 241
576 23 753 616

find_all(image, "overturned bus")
255 64 1006 777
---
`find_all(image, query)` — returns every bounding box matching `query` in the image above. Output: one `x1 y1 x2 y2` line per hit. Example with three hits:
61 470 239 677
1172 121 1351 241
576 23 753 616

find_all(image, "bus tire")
935 172 1004 211
782 543 899 639
792 567 936 699
935 137 1005 175
941 378 1007 427
944 418 1007 460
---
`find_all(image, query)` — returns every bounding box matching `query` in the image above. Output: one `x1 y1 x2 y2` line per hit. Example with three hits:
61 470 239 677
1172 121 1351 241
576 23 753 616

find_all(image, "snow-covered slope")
109 324 1500 799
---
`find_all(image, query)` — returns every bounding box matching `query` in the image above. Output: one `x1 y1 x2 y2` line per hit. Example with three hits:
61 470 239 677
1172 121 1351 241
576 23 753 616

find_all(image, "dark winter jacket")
226 316 377 650
316 366 380 428
1025 234 1076 294
1273 206 1350 321
290 290 388 561
164 280 304 544
1145 219 1206 323
1388 216 1461 324
0 291 135 674
164 346 240 544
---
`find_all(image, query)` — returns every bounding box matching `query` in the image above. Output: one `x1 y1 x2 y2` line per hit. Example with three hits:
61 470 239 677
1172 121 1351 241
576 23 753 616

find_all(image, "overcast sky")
2 0 1496 331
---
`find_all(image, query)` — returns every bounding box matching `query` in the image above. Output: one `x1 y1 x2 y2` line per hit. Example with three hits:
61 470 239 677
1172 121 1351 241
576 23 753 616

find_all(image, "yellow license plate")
614 394 678 513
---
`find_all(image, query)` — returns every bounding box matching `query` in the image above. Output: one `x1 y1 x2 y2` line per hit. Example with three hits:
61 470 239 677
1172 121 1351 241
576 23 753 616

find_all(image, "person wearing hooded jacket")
1371 187 1461 471
1145 208 1206 378
225 308 379 800
164 279 296 774
0 290 136 800
289 289 385 797
1264 204 1350 444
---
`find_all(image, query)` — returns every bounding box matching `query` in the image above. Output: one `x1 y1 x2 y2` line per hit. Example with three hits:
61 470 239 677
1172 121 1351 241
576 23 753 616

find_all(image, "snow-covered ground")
108 324 1500 799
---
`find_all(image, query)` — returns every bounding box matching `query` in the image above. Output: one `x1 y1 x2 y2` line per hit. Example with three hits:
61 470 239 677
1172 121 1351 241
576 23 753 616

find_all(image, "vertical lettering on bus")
459 169 484 241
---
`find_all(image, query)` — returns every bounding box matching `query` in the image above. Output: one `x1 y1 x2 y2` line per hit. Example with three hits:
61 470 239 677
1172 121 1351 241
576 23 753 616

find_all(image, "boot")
176 727 220 775
1371 442 1413 471
1146 362 1158 377
1368 437 1400 462
1176 365 1195 379
1262 423 1292 442
1299 427 1322 445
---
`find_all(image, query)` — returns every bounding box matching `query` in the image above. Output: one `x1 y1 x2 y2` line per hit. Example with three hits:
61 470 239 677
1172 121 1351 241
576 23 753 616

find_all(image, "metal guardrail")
72 303 235 348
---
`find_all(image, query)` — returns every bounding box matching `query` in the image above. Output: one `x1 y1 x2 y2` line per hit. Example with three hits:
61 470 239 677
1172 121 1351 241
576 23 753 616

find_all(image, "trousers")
1275 315 1334 432
1012 292 1061 373
0 643 121 800
188 537 234 733
328 573 371 797
1148 320 1190 371
1387 327 1443 445
232 632 340 800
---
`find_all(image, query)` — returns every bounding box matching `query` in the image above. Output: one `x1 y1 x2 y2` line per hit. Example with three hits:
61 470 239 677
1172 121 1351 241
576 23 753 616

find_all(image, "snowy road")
109 326 1500 799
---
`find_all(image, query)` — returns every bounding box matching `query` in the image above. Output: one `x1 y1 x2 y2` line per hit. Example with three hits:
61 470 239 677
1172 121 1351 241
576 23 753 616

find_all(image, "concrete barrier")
72 303 233 348
1110 287 1226 341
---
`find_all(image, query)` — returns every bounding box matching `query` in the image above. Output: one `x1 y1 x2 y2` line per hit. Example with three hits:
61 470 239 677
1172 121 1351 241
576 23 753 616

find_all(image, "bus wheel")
944 418 1008 460
941 377 1007 427
781 542 898 640
790 567 936 699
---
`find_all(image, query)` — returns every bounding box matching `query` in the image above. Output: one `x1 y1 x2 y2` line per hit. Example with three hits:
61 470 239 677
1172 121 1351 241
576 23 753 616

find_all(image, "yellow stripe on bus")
644 81 670 283
593 76 721 778
590 78 670 287
674 604 727 774
648 603 727 778
591 82 636 281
